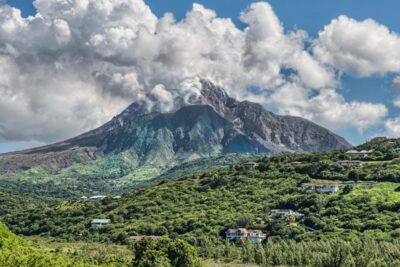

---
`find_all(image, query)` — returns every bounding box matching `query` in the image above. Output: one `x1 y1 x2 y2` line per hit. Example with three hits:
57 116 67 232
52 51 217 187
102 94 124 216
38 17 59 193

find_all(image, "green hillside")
3 137 400 265
0 222 80 266
0 152 260 198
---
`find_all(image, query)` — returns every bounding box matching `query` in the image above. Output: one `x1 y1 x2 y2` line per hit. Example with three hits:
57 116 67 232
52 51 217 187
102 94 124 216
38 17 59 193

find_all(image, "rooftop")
91 219 111 224
226 228 264 234
302 182 339 186
346 149 374 154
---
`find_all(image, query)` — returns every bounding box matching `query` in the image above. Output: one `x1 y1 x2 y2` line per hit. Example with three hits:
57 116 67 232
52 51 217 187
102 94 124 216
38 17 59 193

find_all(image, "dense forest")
2 137 400 266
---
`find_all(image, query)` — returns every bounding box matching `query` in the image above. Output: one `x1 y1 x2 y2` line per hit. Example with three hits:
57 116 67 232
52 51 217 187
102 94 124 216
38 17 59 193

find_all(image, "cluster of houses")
225 209 306 243
228 148 380 244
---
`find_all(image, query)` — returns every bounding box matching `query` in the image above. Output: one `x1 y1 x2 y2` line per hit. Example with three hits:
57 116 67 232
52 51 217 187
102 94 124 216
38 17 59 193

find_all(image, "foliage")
2 137 400 265
0 153 260 198
132 237 201 267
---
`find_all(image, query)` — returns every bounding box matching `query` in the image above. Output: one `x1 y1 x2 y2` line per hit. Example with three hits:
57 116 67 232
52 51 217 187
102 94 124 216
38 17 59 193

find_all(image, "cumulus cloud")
269 83 388 131
313 15 400 76
0 0 391 144
384 117 400 138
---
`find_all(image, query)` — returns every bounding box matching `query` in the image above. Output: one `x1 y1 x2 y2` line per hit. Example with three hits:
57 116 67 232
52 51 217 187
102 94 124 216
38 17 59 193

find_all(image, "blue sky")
1 0 400 152
8 0 400 35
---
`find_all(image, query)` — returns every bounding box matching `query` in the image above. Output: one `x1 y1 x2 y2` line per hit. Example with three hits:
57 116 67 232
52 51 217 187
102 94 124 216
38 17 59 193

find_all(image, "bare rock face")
0 80 351 175
196 80 350 152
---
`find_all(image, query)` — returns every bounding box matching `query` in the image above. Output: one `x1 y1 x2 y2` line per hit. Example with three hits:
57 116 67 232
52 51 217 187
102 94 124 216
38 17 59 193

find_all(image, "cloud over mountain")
0 0 393 143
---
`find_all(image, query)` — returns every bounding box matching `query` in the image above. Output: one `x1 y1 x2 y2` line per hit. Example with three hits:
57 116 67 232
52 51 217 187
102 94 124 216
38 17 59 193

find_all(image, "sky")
1 0 400 152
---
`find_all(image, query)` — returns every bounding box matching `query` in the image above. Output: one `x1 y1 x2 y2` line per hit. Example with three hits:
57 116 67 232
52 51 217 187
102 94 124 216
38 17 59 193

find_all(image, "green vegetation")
0 153 259 198
0 222 86 266
1 222 202 266
2 137 400 266
132 237 201 267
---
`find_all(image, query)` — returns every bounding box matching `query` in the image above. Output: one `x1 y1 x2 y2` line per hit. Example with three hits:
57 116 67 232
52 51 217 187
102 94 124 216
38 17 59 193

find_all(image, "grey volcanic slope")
0 80 350 175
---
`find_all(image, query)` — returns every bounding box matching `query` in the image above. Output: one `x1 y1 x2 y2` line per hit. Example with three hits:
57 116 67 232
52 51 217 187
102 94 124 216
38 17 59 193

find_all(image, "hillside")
2 138 400 265
0 153 260 198
0 222 80 266
0 80 350 197
2 140 400 238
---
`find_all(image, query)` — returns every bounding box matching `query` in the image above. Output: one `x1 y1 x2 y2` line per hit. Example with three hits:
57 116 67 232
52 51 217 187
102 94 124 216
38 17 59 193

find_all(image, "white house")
346 150 374 158
80 196 88 202
226 228 266 243
337 160 363 167
91 219 111 229
89 195 107 202
270 209 304 219
301 182 340 193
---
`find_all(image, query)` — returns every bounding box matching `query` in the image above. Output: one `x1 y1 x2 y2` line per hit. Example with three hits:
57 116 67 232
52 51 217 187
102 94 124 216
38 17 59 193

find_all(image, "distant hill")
0 80 350 197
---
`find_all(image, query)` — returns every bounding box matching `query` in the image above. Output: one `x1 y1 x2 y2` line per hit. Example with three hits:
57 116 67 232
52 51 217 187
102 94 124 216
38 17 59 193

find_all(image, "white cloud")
269 83 388 131
384 117 400 138
394 76 400 91
393 96 400 108
313 15 400 76
0 0 391 144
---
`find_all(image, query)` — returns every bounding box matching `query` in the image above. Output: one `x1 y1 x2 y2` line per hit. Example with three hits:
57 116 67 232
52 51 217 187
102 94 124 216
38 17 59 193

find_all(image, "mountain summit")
0 80 350 174
0 80 350 193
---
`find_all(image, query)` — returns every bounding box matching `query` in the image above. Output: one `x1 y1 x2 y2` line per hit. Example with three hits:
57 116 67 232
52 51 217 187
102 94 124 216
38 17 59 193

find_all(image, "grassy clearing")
26 236 134 263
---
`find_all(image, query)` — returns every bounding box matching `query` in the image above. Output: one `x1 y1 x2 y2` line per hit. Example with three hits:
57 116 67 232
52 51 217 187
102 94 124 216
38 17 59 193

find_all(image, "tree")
342 185 353 194
236 213 255 228
348 170 359 181
132 237 201 267
137 250 171 267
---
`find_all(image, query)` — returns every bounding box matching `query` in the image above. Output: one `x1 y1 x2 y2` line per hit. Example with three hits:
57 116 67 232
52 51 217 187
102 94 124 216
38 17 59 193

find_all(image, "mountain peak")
0 79 351 177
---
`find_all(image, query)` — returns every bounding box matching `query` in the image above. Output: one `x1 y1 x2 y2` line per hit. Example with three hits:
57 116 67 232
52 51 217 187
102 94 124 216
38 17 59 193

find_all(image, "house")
270 209 304 219
89 195 107 202
129 235 161 241
91 219 111 229
337 160 363 167
80 196 88 202
243 161 258 169
225 228 266 243
291 161 303 165
301 182 340 193
304 226 316 232
345 150 374 158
